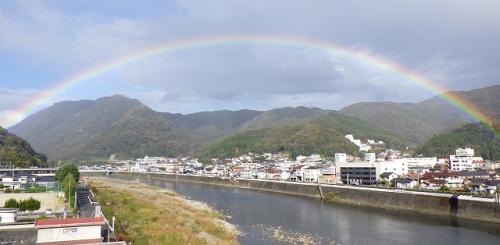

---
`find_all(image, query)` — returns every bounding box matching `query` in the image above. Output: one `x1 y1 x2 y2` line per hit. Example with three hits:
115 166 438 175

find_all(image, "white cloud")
0 0 498 116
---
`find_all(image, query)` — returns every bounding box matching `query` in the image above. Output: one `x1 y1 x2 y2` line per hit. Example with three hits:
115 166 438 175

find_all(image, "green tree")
55 164 80 183
4 198 19 208
63 174 77 208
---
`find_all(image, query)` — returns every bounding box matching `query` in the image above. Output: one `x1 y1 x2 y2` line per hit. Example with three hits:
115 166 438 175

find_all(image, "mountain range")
7 85 500 161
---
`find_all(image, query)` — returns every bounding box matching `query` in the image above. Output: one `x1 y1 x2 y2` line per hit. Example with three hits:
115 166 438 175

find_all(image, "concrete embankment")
90 172 500 224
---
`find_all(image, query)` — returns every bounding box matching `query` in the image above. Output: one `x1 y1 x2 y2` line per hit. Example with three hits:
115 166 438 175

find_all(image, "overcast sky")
1 0 499 127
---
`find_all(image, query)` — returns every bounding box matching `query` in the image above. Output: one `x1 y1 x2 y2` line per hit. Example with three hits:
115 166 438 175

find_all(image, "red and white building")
35 216 106 245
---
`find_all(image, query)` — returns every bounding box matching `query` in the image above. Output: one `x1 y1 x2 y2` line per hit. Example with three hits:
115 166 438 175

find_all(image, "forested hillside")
416 122 500 160
0 127 47 167
197 112 406 159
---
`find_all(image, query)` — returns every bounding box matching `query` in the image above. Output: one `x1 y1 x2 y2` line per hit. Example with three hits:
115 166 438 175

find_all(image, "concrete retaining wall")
90 172 500 224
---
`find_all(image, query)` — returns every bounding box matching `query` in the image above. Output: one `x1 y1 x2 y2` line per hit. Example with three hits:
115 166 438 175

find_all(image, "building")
336 160 408 185
393 178 418 189
335 153 347 163
0 208 18 223
345 134 372 152
303 167 321 182
379 172 398 182
364 153 376 162
398 157 437 173
35 216 106 244
319 166 336 184
449 148 483 171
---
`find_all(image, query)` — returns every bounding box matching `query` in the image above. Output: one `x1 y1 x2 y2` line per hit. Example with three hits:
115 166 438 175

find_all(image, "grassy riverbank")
89 177 238 245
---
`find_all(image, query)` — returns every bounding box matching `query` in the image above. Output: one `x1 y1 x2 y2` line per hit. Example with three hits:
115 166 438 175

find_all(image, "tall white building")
449 148 482 171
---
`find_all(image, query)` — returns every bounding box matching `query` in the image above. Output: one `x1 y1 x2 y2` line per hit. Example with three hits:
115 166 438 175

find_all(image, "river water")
110 175 500 245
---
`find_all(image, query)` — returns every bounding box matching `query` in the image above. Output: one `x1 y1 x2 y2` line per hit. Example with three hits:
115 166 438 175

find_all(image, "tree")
63 174 77 208
4 198 19 208
55 164 80 183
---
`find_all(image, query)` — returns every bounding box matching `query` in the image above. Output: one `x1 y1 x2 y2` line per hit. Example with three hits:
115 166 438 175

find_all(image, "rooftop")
35 216 105 228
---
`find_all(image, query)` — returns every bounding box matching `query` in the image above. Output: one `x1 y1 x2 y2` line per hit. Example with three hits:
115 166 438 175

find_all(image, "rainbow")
1 34 495 129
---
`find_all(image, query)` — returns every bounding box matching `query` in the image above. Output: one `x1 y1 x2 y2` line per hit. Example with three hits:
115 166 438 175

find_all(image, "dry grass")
89 177 238 245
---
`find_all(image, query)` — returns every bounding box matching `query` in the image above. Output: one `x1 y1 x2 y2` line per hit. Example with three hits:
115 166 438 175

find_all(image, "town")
78 134 500 195
1 134 499 244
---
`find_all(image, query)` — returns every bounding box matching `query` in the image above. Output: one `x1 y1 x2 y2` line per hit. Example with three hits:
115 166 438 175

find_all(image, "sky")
0 0 499 127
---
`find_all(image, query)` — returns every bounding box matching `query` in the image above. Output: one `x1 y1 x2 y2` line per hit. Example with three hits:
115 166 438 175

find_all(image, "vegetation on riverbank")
89 178 238 245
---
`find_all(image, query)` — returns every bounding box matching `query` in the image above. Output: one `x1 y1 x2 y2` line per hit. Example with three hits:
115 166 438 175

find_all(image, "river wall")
90 172 500 224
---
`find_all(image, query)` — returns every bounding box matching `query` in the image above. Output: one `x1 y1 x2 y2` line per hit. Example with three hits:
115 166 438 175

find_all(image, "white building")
345 134 373 152
0 208 17 223
450 148 483 171
364 153 376 162
335 153 347 163
456 148 474 157
303 167 322 182
35 216 106 244
397 157 437 173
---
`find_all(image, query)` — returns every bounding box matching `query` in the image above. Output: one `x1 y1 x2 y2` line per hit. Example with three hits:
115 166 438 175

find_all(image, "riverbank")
95 172 500 224
88 177 238 245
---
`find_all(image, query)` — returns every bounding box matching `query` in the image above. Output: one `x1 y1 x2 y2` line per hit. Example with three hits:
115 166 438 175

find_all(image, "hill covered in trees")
9 95 194 160
0 127 46 167
416 122 500 160
340 85 500 145
196 112 406 159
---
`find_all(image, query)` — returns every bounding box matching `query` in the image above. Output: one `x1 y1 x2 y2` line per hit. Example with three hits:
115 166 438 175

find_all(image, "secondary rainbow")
1 34 494 128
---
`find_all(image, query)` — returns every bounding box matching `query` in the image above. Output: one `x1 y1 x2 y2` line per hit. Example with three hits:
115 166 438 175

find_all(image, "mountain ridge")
340 85 500 144
8 84 500 161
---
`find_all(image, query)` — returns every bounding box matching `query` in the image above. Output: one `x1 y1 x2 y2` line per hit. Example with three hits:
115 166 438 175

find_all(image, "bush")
27 185 47 193
13 189 21 193
439 185 450 192
0 184 4 189
4 188 12 193
18 198 41 211
4 198 19 208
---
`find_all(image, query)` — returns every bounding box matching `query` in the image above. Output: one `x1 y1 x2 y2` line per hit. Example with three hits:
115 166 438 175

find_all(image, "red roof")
36 216 105 228
37 238 103 245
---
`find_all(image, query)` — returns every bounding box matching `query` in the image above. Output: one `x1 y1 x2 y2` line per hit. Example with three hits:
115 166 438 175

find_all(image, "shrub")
27 185 47 193
439 185 450 192
0 184 4 189
13 189 21 193
4 198 19 208
18 198 41 211
4 188 12 193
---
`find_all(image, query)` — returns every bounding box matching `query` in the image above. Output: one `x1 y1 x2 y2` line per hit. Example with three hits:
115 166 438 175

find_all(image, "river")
109 175 500 245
